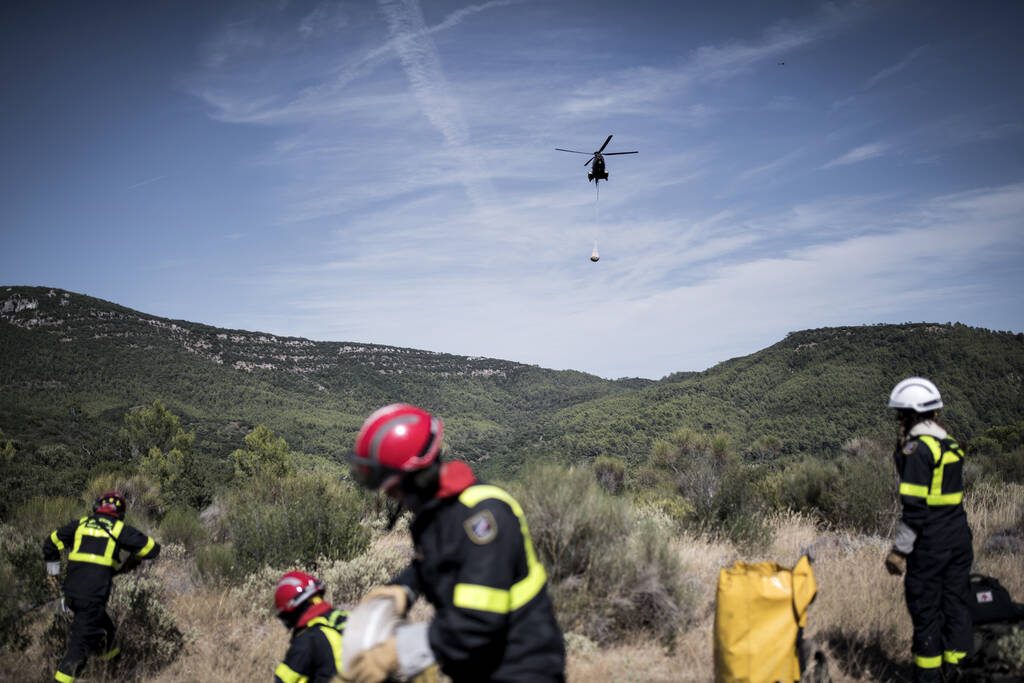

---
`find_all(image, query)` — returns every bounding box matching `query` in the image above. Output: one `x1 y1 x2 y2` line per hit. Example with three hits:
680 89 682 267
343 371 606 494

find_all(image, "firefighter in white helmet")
885 377 973 682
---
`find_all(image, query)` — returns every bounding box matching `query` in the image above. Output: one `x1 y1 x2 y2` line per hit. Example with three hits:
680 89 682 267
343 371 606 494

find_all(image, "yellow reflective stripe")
906 436 964 507
54 671 75 683
68 517 123 567
50 530 65 551
454 583 511 613
918 435 942 464
274 662 307 683
899 482 928 498
318 624 344 676
135 536 156 558
99 646 120 661
915 654 942 669
455 485 547 614
944 650 966 664
927 492 963 506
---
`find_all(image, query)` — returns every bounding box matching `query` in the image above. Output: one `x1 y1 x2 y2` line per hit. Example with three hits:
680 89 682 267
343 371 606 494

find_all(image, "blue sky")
2 0 1022 379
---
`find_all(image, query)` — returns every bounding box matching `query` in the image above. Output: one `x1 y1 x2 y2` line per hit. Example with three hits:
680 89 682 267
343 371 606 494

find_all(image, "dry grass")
569 484 1024 683
3 485 1021 682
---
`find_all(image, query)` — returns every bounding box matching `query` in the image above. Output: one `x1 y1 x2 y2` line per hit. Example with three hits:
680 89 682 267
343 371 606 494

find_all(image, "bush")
224 472 369 577
159 507 206 551
83 472 163 527
195 543 237 584
593 456 625 495
11 495 83 538
319 541 412 605
512 464 692 646
773 439 897 535
0 524 52 650
645 429 772 546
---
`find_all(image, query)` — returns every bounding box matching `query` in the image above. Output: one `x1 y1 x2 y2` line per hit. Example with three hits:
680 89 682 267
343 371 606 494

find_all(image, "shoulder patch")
902 441 918 455
464 509 498 544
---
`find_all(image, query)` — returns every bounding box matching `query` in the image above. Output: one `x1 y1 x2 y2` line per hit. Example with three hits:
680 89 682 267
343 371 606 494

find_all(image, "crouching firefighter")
41 490 161 683
884 378 973 682
274 571 348 683
345 403 566 683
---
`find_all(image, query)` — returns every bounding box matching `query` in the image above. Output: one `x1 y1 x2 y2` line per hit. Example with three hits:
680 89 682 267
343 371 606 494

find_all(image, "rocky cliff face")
1 286 521 382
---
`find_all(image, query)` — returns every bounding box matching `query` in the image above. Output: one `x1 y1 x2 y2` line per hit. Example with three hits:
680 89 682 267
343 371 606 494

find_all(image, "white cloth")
395 621 436 679
45 561 61 576
908 420 948 440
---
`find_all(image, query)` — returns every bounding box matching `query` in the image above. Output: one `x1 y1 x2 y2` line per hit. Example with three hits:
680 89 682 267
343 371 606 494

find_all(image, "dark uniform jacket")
894 426 971 550
274 604 347 683
394 462 565 683
42 513 160 603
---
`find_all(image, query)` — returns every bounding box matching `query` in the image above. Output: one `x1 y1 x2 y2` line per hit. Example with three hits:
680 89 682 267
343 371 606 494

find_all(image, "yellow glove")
345 637 398 683
360 584 410 617
884 550 906 576
410 664 440 683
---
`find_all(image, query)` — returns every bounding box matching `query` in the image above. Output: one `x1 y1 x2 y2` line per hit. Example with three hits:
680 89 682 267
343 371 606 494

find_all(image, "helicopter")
556 134 637 183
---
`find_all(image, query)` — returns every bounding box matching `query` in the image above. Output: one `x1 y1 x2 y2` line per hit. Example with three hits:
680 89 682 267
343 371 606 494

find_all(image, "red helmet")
274 571 325 618
351 403 444 489
93 491 126 519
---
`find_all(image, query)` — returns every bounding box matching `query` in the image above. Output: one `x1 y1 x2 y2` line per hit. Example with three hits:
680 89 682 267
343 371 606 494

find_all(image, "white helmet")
888 377 943 413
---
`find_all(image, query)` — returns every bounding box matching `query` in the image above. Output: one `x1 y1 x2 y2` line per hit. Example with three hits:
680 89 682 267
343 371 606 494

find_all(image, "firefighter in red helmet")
345 404 565 683
273 570 348 683
42 491 160 683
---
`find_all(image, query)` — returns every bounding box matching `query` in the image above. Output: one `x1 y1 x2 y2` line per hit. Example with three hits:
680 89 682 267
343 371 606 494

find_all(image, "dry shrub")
512 464 693 646
10 496 84 538
319 532 413 605
223 472 369 577
83 472 163 527
159 507 206 551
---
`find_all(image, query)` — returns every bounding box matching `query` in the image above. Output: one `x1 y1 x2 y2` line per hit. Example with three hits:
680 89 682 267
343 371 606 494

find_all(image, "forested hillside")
0 286 640 471
2 286 1023 480
516 324 1024 465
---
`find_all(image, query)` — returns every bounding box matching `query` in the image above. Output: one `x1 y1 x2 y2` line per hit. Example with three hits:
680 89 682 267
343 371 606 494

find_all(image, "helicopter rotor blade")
584 156 595 166
555 148 591 154
596 134 613 154
603 151 638 155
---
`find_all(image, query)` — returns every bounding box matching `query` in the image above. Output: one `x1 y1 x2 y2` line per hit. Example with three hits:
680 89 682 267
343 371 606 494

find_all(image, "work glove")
360 584 411 617
345 637 398 683
410 664 440 683
884 549 907 576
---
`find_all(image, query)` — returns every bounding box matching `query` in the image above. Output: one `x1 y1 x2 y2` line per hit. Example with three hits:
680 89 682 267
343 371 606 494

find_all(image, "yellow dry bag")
714 555 817 683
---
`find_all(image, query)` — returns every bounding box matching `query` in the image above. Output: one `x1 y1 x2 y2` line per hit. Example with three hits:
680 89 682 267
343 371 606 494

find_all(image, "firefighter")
884 377 973 682
41 490 161 683
273 570 348 683
345 403 565 683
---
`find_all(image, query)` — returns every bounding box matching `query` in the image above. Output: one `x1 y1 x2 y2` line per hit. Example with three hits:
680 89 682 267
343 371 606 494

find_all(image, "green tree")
120 400 194 459
231 424 293 480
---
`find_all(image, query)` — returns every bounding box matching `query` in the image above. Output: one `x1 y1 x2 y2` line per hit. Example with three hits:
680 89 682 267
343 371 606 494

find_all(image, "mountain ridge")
3 285 1022 478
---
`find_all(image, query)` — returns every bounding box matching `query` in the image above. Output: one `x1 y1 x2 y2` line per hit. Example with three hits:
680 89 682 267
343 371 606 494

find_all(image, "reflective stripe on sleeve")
914 654 942 669
50 530 65 551
54 671 75 682
454 485 548 614
274 662 307 683
135 536 156 558
944 650 967 664
899 482 928 498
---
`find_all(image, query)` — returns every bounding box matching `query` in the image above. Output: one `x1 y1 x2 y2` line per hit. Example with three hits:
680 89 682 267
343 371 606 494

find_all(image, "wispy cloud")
126 175 167 190
862 45 927 91
822 141 889 168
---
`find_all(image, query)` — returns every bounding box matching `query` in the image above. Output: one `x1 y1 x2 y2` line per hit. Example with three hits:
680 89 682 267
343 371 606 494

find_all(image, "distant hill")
0 286 643 475
515 324 1024 464
2 286 1022 476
